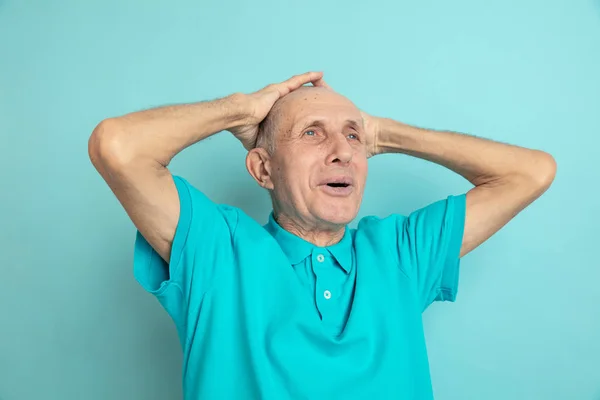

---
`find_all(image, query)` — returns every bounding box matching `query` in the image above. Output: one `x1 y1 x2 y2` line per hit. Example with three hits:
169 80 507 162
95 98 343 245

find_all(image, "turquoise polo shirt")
134 175 466 399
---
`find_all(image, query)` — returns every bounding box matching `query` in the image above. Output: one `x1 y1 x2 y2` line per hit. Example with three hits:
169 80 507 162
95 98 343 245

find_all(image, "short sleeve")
396 193 467 311
133 175 238 330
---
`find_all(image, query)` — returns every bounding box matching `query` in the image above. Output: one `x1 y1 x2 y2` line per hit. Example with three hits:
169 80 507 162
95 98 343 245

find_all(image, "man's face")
267 87 368 229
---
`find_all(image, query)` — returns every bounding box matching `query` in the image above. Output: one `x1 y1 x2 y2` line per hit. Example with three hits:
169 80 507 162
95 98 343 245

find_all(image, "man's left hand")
361 111 380 158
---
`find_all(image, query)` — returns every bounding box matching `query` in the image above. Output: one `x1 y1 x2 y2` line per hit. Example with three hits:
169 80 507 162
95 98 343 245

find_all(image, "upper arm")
461 163 555 257
88 119 179 263
89 120 241 339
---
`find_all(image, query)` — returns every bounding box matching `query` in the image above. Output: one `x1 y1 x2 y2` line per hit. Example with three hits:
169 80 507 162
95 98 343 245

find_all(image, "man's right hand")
228 72 331 151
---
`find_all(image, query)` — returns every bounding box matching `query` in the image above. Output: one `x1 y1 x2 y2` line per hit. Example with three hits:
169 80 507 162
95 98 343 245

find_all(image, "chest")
187 239 431 398
224 242 422 344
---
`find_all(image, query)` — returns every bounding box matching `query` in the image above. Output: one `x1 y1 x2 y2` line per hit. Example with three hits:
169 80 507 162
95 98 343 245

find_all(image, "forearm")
91 93 245 167
375 118 556 187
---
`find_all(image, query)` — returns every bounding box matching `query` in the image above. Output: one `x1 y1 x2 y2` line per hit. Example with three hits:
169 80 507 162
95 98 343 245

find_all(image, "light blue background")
1 0 599 399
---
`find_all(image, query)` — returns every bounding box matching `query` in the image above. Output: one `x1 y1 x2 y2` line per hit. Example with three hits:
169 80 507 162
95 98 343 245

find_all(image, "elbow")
511 151 557 197
501 151 557 198
532 151 557 190
88 118 130 169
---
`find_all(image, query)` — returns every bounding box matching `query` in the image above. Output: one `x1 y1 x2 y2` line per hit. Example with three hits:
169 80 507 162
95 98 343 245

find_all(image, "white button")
323 290 332 299
317 254 325 262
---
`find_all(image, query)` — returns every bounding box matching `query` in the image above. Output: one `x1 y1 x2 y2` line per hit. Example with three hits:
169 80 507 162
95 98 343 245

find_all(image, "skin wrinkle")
247 86 368 247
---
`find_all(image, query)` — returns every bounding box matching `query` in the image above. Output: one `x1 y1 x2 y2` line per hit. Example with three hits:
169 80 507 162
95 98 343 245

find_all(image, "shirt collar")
263 211 353 273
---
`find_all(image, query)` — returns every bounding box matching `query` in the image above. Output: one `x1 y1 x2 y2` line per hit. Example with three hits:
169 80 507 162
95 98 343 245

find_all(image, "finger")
258 83 284 98
285 71 324 87
278 71 324 94
311 78 332 90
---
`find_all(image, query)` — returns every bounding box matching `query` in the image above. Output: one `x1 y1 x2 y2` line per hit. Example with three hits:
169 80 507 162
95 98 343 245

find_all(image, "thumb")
262 87 281 104
257 84 283 103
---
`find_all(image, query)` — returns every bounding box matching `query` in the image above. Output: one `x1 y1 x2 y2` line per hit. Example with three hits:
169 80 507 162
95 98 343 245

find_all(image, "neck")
274 211 345 247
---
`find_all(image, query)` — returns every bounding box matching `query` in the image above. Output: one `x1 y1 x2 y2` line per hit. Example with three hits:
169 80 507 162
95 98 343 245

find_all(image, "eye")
348 132 359 140
304 130 316 136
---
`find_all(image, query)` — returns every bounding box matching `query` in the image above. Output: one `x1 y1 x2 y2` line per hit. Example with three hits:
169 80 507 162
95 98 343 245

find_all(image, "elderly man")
89 72 556 399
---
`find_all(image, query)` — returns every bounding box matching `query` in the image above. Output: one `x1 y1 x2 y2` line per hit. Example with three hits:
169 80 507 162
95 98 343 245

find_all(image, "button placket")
315 254 331 300
312 251 336 320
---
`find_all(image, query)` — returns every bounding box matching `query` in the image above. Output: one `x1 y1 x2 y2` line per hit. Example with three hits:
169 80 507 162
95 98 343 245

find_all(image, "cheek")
355 159 368 180
276 161 306 191
285 154 314 176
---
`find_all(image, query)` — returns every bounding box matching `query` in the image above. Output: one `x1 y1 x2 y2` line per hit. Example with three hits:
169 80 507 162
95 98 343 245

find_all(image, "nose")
325 134 353 165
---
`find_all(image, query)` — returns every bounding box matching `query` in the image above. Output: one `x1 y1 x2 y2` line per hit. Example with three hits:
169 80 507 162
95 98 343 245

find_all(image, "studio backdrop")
1 0 599 399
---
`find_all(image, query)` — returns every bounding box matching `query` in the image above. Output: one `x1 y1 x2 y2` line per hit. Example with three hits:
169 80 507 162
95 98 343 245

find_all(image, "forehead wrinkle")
280 88 361 131
293 116 363 132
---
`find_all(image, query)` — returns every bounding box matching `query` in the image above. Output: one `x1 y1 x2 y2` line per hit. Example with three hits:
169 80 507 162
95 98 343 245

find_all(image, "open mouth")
319 176 354 196
326 182 350 188
321 180 354 196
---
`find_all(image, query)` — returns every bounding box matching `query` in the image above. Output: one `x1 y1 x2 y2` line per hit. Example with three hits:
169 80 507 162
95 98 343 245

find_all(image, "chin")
315 203 359 227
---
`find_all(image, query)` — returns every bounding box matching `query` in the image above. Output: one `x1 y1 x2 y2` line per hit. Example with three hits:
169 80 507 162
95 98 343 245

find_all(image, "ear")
246 148 274 190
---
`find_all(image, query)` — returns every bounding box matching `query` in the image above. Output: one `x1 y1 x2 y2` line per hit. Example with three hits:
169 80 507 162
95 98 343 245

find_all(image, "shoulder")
354 214 407 251
353 194 466 247
356 213 406 233
173 174 242 230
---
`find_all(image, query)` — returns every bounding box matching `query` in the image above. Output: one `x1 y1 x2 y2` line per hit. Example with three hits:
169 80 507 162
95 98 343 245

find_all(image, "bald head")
255 86 361 155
